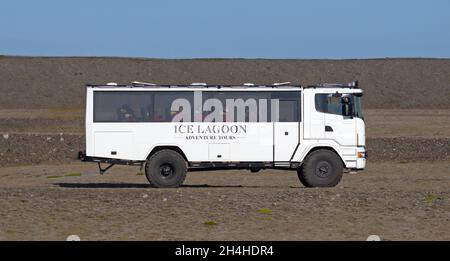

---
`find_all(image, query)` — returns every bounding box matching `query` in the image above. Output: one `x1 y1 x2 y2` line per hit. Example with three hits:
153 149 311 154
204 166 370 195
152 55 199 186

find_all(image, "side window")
271 92 300 122
93 90 301 122
201 91 300 122
315 93 345 116
93 91 194 122
153 92 194 122
94 91 154 122
202 91 270 122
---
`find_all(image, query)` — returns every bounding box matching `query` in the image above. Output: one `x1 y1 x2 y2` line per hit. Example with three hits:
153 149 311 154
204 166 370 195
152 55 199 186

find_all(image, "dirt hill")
0 56 449 109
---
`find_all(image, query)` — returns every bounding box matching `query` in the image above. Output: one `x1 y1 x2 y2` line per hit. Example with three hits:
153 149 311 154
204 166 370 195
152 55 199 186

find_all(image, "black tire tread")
145 149 187 188
298 149 343 188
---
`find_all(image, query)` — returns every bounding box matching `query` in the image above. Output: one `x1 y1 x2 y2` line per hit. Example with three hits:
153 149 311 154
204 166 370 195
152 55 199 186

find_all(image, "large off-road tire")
145 150 187 188
297 149 344 187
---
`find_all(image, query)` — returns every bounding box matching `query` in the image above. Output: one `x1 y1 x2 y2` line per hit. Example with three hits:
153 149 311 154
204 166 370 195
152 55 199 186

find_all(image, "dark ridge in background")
0 134 448 167
0 56 449 109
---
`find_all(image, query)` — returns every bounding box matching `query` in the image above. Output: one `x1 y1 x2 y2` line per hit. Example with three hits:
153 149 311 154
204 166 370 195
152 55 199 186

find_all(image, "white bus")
78 81 366 188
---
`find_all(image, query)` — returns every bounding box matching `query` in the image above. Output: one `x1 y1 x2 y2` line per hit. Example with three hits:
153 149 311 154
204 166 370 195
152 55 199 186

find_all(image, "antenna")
319 83 342 87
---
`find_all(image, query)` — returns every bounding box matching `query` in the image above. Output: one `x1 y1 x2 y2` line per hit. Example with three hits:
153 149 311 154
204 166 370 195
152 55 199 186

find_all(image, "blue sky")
1 0 449 59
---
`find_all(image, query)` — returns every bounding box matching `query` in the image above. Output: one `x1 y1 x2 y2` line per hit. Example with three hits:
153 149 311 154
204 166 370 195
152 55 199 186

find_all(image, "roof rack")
190 82 207 86
273 82 291 86
132 81 156 86
86 82 304 88
306 80 360 89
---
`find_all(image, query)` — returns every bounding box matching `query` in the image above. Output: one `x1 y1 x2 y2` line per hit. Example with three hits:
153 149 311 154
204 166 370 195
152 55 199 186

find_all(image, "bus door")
273 91 301 162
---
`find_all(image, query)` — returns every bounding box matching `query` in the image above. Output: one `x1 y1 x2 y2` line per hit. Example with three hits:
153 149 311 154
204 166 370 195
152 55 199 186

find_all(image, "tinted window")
272 92 300 122
202 91 269 122
202 91 300 122
94 91 193 122
94 90 300 122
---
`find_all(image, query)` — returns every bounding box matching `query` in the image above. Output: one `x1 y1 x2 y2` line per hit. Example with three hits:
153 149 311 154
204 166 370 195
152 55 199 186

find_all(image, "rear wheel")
145 150 187 188
297 149 343 187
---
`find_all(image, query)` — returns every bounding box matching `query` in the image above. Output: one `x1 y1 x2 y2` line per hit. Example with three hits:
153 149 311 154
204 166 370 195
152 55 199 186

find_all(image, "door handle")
325 126 333 132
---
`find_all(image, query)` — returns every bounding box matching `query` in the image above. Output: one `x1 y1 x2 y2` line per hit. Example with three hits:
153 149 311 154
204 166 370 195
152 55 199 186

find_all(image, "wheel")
250 167 261 173
296 167 307 186
145 150 187 188
298 149 343 187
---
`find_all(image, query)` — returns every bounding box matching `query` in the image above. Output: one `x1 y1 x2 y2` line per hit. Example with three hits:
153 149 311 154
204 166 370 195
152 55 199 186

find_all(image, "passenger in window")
117 104 137 122
141 105 154 122
152 107 164 122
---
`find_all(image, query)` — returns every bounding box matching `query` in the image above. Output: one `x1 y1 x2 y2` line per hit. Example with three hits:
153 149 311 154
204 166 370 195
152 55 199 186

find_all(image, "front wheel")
297 149 344 187
145 150 187 188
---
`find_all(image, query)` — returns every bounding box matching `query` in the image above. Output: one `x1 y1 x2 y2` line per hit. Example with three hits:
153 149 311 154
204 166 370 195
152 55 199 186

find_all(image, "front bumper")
355 146 366 169
343 147 366 170
355 158 366 169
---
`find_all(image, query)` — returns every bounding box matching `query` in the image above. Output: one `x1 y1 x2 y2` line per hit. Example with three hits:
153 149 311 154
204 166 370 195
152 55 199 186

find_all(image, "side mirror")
342 97 354 117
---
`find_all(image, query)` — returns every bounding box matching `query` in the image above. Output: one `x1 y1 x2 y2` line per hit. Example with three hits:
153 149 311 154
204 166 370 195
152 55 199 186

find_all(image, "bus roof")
85 80 360 90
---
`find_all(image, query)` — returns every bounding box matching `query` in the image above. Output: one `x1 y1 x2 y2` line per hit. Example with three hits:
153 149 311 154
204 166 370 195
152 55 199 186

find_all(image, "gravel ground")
0 133 449 167
0 118 84 133
366 137 450 161
0 134 83 167
0 161 448 241
365 109 450 138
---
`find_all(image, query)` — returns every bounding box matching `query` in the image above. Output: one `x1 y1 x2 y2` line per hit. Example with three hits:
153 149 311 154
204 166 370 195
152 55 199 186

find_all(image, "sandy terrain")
0 161 448 241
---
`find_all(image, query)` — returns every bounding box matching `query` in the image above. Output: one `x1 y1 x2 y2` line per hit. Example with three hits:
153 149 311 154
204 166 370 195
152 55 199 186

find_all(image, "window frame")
315 93 363 118
93 90 302 123
93 90 195 123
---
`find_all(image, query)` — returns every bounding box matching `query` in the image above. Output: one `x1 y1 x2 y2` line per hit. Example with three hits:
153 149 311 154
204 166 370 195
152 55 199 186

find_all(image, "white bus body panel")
85 86 365 170
86 87 302 162
88 123 271 162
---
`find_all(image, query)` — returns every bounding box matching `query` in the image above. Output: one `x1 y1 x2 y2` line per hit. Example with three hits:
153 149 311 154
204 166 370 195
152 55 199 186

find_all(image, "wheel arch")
146 145 189 163
298 145 346 167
